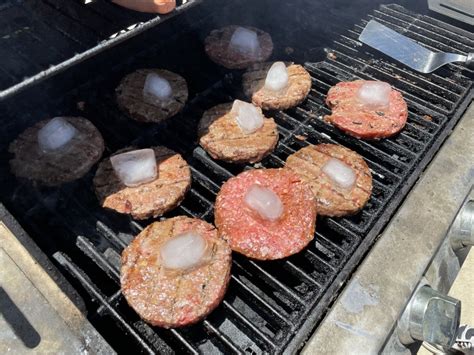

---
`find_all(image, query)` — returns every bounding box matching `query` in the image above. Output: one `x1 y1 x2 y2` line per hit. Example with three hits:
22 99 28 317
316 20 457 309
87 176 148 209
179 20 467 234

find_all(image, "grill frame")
0 3 473 354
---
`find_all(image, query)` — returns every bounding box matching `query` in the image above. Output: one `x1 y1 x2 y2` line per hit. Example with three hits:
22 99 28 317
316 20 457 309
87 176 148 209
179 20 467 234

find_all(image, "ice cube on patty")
229 27 260 57
244 184 284 221
143 73 173 101
110 148 157 187
231 100 264 134
322 158 356 189
357 81 391 109
160 231 208 270
264 62 289 92
37 117 77 152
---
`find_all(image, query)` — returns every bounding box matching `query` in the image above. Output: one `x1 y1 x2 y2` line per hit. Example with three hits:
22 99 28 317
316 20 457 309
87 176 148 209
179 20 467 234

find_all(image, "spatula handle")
467 53 474 69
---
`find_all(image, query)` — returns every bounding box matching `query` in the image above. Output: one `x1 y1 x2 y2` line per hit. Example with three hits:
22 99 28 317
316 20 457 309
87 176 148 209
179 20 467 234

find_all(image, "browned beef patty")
242 62 312 110
116 69 188 123
204 25 273 69
9 117 104 186
285 144 372 217
121 216 232 328
198 103 279 164
93 146 191 220
325 80 408 139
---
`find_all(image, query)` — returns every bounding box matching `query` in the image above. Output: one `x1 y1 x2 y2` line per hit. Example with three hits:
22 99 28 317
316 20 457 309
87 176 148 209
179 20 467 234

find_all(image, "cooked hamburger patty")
116 69 188 123
121 216 232 328
215 168 316 260
242 62 312 110
325 80 408 139
204 25 273 69
9 117 104 186
285 144 372 217
94 146 191 220
198 103 279 164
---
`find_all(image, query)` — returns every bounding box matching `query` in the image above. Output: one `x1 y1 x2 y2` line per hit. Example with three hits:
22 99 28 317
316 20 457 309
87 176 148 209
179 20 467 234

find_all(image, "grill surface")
0 0 200 100
0 3 473 354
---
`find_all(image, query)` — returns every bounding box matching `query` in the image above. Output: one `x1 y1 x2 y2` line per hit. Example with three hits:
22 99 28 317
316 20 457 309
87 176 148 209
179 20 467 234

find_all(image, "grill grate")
1 3 473 354
0 0 202 99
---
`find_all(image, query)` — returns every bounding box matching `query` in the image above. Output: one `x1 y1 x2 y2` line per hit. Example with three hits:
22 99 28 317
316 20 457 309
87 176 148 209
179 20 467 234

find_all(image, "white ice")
37 117 77 152
322 158 356 189
160 231 207 270
264 62 289 92
357 81 391 109
244 184 284 221
229 27 260 57
231 100 263 134
110 148 157 187
143 73 173 101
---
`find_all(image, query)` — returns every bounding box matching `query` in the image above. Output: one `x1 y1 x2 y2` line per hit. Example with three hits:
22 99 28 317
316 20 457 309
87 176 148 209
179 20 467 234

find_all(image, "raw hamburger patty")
9 117 104 186
325 80 408 139
121 216 232 328
94 146 191 220
198 103 279 164
205 25 273 69
242 62 312 110
285 144 372 217
215 169 317 260
116 69 188 123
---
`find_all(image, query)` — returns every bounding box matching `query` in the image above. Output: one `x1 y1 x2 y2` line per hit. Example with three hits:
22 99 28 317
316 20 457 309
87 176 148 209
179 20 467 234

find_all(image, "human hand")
112 0 176 14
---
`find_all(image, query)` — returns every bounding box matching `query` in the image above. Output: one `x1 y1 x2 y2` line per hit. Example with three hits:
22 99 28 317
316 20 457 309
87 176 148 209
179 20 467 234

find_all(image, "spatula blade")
359 20 434 72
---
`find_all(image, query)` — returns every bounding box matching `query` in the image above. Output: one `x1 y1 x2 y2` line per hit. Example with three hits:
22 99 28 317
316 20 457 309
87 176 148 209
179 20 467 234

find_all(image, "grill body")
0 1 472 354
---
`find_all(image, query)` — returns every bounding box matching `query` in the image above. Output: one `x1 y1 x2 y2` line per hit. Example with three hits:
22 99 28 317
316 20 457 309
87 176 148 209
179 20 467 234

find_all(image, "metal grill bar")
284 261 322 288
202 320 244 355
76 236 120 280
53 252 159 354
72 0 137 26
371 10 473 53
230 275 292 327
42 0 115 36
24 0 98 47
222 300 276 350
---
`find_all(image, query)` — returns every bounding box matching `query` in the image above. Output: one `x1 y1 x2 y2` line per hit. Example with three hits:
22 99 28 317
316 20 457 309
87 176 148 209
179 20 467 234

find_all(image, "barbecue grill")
0 1 473 354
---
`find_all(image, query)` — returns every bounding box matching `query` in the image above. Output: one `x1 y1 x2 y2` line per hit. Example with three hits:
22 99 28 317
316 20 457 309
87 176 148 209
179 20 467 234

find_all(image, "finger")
112 0 176 14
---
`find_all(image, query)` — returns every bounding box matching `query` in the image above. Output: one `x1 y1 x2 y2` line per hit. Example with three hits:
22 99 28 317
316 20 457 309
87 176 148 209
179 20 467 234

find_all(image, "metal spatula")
359 20 474 73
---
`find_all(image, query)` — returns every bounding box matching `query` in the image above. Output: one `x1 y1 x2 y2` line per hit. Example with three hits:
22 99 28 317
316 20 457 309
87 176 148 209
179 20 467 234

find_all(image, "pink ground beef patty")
215 168 317 260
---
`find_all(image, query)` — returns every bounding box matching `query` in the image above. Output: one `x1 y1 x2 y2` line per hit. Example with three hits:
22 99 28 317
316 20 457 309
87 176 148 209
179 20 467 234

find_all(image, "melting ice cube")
231 100 263 134
357 81 391 109
264 62 289 92
322 158 356 189
244 184 284 221
160 231 208 270
37 117 77 152
143 73 173 101
110 148 157 187
229 27 260 57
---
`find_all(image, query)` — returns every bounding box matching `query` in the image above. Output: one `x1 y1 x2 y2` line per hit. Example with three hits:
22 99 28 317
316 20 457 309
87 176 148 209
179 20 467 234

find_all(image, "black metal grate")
0 3 473 354
0 0 201 99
